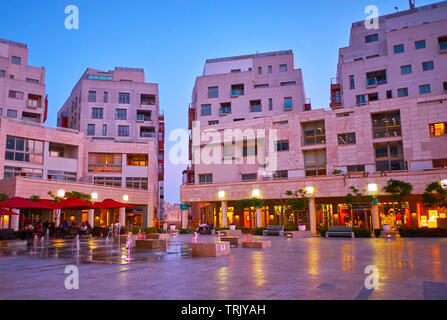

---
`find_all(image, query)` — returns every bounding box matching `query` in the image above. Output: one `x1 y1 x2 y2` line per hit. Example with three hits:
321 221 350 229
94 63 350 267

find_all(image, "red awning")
0 197 54 210
95 199 135 209
0 208 18 216
55 197 96 210
37 199 58 209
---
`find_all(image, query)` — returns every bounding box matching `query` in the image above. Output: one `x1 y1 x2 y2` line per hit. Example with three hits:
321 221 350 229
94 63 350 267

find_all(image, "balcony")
366 70 387 88
140 94 156 105
220 107 231 116
302 134 326 146
231 85 244 97
27 94 42 108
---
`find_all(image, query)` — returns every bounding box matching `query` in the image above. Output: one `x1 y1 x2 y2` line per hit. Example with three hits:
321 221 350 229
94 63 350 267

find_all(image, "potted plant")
298 222 306 231
229 224 236 230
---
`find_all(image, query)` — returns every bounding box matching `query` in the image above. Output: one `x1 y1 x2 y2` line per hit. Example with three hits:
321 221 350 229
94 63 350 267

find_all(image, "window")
8 90 23 99
368 93 378 102
279 64 287 72
439 36 447 52
241 173 257 181
21 112 40 123
365 34 378 43
140 94 155 105
115 109 127 120
269 98 273 111
140 127 155 138
7 109 17 118
273 170 288 180
337 132 356 145
444 81 447 94
401 65 412 74
366 70 387 87
5 136 43 164
88 91 96 102
356 95 367 106
386 90 392 99
347 165 365 173
47 170 76 182
275 140 289 152
397 88 408 97
372 111 401 138
254 84 269 88
304 150 327 176
219 102 231 115
94 176 122 188
104 91 108 103
127 154 148 166
230 69 241 73
429 123 446 136
208 120 219 125
280 81 296 86
87 124 95 136
0 70 5 78
303 120 325 145
102 124 107 136
26 78 39 84
375 142 405 171
258 66 262 74
136 110 151 121
198 174 213 184
208 86 218 98
119 92 130 104
422 61 434 71
118 125 129 137
91 108 103 119
419 84 431 94
349 75 355 89
415 40 426 49
284 97 292 111
11 56 21 65
231 84 244 96
4 166 42 179
126 177 148 190
9 74 14 79
88 153 122 173
268 65 272 73
393 44 404 54
250 100 262 112
201 104 211 116
433 158 447 169
242 140 258 157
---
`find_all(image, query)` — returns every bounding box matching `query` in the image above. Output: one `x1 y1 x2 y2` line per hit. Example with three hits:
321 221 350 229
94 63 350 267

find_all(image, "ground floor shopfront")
0 176 156 230
180 170 447 234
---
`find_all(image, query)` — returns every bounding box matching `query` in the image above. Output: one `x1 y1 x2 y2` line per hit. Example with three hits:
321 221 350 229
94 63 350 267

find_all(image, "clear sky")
0 0 436 203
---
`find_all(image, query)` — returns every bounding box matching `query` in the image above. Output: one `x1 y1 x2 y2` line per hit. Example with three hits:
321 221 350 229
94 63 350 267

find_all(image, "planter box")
220 236 243 246
242 240 271 249
221 229 242 237
135 239 166 249
145 233 170 241
191 242 230 257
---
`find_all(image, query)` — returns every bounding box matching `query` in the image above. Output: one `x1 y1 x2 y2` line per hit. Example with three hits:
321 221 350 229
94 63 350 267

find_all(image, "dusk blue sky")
0 0 435 203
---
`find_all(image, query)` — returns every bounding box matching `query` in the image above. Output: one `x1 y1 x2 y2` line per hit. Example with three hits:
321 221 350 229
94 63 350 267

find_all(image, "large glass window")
115 109 127 120
304 150 327 176
372 111 401 138
208 87 218 98
119 93 130 104
4 166 42 179
429 123 446 136
88 153 122 173
337 132 356 145
127 154 148 166
140 94 155 105
5 136 43 164
47 170 76 182
94 176 122 187
198 174 213 184
302 120 325 145
126 177 148 190
375 142 405 171
241 173 257 181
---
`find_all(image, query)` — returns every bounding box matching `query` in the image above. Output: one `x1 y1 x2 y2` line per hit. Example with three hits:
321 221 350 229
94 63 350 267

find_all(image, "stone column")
88 209 95 228
11 208 20 231
221 201 228 228
372 205 379 230
256 207 262 228
54 209 61 227
181 209 189 229
309 198 316 236
119 207 126 227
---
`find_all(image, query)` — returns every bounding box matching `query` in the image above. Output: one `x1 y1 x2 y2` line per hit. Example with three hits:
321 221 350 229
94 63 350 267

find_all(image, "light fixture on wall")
441 180 447 189
304 187 314 195
367 183 378 193
123 194 129 202
91 192 98 201
218 191 225 199
57 189 65 198
252 189 260 197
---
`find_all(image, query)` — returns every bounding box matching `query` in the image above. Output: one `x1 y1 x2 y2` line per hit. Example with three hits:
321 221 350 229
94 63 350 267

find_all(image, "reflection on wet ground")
0 235 446 300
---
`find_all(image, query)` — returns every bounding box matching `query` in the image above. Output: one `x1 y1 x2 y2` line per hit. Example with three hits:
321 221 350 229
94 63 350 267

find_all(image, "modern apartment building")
331 1 447 108
57 67 165 220
181 2 447 234
0 39 47 124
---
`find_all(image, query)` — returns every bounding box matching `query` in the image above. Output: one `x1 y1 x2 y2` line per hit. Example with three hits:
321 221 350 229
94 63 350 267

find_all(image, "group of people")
22 220 92 238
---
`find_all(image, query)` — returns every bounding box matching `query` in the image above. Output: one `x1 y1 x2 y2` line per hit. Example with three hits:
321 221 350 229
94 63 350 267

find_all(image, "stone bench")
262 225 284 236
325 226 355 239
135 239 167 249
242 240 271 249
220 236 243 246
145 233 170 241
284 231 312 238
191 242 230 257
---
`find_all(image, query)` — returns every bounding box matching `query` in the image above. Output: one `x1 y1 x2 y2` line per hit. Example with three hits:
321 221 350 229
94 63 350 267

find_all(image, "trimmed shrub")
398 228 447 237
179 229 190 234
374 229 383 238
352 228 372 238
284 226 299 231
319 227 328 237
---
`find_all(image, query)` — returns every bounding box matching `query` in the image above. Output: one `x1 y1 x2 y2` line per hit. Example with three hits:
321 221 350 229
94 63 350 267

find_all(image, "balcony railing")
302 134 326 146
27 100 41 108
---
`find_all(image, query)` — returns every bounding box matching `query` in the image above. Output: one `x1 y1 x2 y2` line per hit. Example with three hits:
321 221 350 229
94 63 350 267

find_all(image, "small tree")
48 190 92 203
235 197 264 229
422 181 447 209
383 179 413 214
28 195 40 202
0 193 10 201
285 189 310 227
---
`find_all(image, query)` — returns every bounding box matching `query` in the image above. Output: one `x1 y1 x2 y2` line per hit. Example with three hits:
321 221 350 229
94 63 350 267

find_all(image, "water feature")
28 235 39 255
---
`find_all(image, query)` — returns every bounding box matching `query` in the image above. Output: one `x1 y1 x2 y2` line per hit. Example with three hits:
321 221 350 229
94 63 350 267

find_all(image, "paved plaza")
0 235 446 300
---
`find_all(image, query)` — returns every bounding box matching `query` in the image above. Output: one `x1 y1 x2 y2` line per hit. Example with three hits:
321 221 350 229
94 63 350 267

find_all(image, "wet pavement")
0 234 446 300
